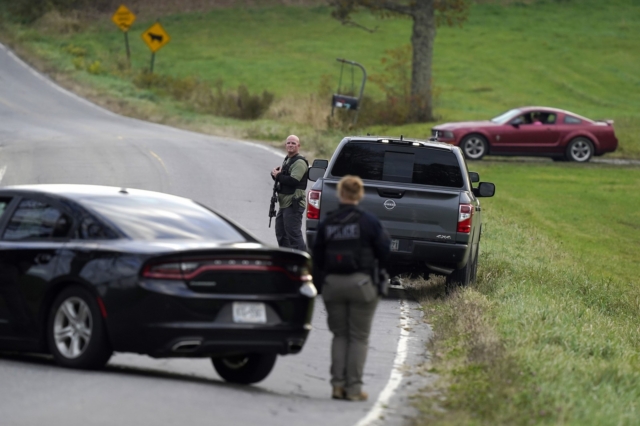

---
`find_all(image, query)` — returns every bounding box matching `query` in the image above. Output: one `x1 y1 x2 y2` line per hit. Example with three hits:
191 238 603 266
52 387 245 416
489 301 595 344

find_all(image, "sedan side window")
3 199 72 241
0 197 12 220
75 216 117 240
564 115 582 124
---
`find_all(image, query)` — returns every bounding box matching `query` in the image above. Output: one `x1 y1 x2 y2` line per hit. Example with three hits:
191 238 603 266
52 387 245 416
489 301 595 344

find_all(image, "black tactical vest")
279 154 309 195
323 209 375 274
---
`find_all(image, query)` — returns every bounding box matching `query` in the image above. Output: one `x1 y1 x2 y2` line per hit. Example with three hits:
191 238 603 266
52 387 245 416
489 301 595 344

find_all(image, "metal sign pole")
150 53 155 73
124 31 131 68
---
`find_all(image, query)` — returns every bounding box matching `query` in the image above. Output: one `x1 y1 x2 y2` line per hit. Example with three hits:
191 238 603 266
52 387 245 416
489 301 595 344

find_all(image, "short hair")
337 175 364 202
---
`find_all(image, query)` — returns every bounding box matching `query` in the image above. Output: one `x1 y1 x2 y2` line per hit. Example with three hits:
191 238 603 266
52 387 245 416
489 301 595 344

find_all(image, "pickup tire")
446 242 478 288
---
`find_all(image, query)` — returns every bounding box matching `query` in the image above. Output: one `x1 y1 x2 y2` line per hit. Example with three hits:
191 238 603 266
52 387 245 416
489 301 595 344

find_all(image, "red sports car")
431 107 618 162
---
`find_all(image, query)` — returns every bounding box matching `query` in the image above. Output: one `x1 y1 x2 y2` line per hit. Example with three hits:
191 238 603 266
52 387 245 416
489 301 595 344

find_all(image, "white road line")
354 300 411 426
149 150 168 173
0 165 6 184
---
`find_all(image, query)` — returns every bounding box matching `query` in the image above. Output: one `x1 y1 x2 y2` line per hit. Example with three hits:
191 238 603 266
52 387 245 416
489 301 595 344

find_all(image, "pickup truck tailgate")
320 181 460 242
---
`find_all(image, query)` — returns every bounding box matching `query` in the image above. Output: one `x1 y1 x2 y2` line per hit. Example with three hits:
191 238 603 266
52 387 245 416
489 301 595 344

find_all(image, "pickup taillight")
457 204 474 233
307 190 321 219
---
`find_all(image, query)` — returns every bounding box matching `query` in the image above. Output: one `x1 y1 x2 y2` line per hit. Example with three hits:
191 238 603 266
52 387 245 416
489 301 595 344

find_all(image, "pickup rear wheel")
446 238 478 288
461 134 488 160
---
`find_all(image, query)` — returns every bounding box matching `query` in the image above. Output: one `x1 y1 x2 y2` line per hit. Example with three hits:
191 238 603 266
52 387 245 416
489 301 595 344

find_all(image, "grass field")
1 1 640 424
1 0 639 156
410 161 640 425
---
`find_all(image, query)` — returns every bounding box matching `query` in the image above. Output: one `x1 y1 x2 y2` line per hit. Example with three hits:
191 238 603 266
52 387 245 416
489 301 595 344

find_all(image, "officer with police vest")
271 135 309 251
312 175 391 401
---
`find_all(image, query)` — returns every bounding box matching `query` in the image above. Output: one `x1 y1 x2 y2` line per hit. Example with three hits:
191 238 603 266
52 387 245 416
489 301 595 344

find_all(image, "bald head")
285 135 300 157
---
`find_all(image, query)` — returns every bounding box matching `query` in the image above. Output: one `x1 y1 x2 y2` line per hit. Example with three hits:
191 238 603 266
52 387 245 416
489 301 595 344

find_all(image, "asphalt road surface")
0 43 433 426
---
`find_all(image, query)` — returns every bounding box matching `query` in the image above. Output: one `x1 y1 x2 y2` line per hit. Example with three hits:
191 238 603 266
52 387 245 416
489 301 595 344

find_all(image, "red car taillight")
142 262 184 279
307 190 321 219
457 204 474 233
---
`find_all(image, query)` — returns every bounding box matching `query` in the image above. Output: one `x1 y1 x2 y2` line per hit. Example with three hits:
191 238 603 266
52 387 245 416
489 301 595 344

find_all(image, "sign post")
111 5 136 67
141 22 171 73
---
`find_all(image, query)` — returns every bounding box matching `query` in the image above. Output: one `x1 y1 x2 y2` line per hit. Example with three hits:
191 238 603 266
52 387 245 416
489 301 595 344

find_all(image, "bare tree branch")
375 1 414 15
336 18 379 33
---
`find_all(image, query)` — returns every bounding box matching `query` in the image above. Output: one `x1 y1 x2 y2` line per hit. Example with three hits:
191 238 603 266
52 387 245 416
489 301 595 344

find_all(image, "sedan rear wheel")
461 134 488 160
47 286 112 369
212 353 277 384
566 137 594 162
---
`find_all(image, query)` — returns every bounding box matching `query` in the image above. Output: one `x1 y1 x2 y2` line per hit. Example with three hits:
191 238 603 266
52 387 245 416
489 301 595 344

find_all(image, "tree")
329 0 469 122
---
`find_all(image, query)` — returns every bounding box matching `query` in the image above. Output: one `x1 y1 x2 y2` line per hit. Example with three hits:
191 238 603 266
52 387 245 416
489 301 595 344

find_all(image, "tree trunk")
410 0 436 122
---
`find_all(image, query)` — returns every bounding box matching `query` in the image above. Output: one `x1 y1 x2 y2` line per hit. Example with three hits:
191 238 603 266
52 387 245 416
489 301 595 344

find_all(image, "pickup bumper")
306 230 470 271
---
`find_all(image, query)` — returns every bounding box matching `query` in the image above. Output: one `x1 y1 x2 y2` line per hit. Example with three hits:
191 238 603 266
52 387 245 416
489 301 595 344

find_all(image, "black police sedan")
0 185 316 384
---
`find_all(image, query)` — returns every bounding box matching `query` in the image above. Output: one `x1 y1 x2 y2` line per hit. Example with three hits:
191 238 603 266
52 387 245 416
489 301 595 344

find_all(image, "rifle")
268 179 278 227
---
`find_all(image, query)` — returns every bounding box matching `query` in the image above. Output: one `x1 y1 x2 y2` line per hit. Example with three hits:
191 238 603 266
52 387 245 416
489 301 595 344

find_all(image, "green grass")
1 0 639 156
1 2 640 423
411 162 640 425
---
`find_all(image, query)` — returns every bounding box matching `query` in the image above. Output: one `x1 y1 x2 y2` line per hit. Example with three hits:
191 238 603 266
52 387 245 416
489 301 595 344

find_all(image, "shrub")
87 60 103 75
64 44 87 57
133 73 274 120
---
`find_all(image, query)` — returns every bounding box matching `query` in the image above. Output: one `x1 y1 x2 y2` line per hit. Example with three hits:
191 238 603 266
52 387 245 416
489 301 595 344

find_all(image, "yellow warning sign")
111 5 136 32
142 22 171 53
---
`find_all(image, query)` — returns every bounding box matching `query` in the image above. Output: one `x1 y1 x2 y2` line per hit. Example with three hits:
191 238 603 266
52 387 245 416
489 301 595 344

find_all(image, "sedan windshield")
491 109 522 124
81 196 247 242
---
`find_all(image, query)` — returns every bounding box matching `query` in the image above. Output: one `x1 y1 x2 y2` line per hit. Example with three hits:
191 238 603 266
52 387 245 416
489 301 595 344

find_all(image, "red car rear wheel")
566 137 594 162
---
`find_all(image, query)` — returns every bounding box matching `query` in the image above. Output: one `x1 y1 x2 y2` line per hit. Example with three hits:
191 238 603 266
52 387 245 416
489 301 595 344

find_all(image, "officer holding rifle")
270 135 309 251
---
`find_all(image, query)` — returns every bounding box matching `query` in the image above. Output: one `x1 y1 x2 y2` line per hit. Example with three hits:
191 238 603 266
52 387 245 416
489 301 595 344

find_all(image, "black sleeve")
277 174 301 186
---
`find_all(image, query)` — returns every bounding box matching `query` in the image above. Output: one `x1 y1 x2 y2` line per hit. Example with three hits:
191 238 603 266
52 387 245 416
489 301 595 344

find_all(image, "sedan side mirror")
469 172 480 183
473 182 496 197
308 167 326 182
510 118 523 127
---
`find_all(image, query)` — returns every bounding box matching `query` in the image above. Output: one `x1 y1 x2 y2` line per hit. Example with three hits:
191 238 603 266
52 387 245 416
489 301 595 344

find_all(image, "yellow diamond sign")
111 5 136 32
142 22 171 53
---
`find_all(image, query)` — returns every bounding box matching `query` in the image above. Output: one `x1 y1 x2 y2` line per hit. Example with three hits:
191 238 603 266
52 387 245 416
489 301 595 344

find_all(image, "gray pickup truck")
305 136 495 286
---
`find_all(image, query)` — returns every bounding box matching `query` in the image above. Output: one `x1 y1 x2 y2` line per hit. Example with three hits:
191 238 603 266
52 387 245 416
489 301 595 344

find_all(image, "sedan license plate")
390 239 399 252
232 302 267 324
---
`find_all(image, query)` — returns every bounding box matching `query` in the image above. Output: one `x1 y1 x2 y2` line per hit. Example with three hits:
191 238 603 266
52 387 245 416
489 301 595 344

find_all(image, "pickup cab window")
331 142 463 188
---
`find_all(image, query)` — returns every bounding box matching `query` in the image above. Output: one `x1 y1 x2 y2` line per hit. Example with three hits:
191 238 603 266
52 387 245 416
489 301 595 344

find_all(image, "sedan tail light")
457 204 474 233
142 258 312 282
307 190 321 219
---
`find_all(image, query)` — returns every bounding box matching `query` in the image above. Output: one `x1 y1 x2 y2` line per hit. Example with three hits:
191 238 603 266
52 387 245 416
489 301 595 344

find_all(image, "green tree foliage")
6 0 111 23
328 0 469 122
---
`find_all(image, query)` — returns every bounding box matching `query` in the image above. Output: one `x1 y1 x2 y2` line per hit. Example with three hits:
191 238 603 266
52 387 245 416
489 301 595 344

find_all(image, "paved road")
0 44 432 426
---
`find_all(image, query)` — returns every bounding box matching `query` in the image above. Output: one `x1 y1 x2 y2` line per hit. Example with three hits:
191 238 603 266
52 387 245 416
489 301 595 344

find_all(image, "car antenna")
400 135 403 141
119 188 128 194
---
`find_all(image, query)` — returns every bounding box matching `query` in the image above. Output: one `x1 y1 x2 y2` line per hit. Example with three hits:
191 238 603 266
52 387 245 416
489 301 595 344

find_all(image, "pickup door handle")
377 189 405 199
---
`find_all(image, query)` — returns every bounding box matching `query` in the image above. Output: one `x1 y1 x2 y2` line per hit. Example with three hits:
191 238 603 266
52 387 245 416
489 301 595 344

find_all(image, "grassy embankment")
0 1 639 157
408 161 640 425
1 1 639 424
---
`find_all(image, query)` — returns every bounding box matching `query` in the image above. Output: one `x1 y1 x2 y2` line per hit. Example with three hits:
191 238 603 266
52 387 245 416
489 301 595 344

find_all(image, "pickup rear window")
331 142 463 188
